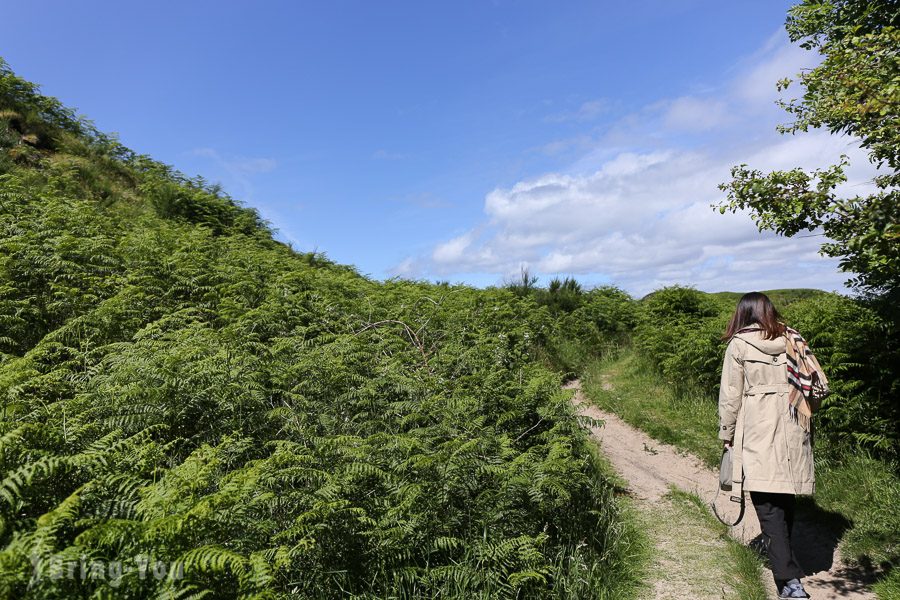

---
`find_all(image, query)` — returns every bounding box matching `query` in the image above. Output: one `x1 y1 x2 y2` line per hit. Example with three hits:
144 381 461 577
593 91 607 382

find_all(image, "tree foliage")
716 0 900 300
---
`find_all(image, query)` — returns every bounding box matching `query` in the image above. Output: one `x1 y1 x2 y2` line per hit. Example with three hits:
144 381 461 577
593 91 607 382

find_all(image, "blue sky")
5 1 871 295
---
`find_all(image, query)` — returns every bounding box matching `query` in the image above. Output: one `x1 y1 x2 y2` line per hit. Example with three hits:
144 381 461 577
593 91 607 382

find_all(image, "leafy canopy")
716 0 900 299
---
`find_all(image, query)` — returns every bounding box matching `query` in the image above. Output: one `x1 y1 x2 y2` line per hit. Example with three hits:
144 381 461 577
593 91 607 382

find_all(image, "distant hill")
640 287 830 310
709 288 831 309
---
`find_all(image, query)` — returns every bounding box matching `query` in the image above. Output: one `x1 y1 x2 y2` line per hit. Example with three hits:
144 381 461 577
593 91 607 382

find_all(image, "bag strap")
711 486 745 526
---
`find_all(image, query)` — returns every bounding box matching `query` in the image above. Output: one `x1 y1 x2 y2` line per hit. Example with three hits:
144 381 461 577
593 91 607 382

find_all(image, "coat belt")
744 383 792 395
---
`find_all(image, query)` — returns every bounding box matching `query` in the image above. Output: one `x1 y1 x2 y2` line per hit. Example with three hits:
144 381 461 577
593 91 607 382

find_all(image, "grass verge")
810 448 900 598
571 438 652 599
668 488 768 600
629 485 766 600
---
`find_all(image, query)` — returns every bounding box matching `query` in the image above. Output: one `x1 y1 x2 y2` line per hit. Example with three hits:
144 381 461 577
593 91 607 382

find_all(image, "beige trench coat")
718 325 815 496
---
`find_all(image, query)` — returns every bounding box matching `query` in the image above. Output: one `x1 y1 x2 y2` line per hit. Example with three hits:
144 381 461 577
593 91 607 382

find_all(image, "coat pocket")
780 393 811 447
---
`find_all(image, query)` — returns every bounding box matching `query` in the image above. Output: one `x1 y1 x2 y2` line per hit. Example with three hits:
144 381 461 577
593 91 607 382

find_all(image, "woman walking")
718 292 825 599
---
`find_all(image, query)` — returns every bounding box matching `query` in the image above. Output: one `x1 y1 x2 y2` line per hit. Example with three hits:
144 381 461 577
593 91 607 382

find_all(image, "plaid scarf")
784 327 829 432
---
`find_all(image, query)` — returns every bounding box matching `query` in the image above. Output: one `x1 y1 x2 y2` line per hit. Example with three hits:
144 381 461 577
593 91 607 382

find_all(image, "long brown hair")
722 292 786 341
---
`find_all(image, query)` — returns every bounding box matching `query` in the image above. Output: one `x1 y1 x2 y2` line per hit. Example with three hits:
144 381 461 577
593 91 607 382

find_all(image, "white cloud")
393 31 874 297
388 256 417 277
432 232 475 264
733 30 820 107
534 134 594 156
662 96 731 131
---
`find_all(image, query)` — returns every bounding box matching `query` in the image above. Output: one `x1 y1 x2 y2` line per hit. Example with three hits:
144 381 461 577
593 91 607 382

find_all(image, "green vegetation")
813 451 900 599
556 444 649 600
1 0 897 596
509 269 636 376
715 5 900 591
3 63 896 595
0 60 645 598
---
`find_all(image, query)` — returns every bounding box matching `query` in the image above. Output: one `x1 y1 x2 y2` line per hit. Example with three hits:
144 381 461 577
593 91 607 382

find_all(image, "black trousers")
749 491 805 587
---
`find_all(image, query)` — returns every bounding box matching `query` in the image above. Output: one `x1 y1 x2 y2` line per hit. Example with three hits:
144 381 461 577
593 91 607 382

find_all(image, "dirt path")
566 378 878 600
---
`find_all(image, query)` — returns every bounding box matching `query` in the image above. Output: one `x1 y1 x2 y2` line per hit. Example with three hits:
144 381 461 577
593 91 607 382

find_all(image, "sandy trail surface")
566 378 878 600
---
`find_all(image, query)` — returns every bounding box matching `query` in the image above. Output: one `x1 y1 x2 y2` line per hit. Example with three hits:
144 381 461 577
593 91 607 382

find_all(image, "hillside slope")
0 60 641 599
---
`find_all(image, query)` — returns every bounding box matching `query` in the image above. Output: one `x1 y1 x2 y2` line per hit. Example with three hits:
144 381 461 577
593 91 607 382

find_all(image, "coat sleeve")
718 337 744 442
